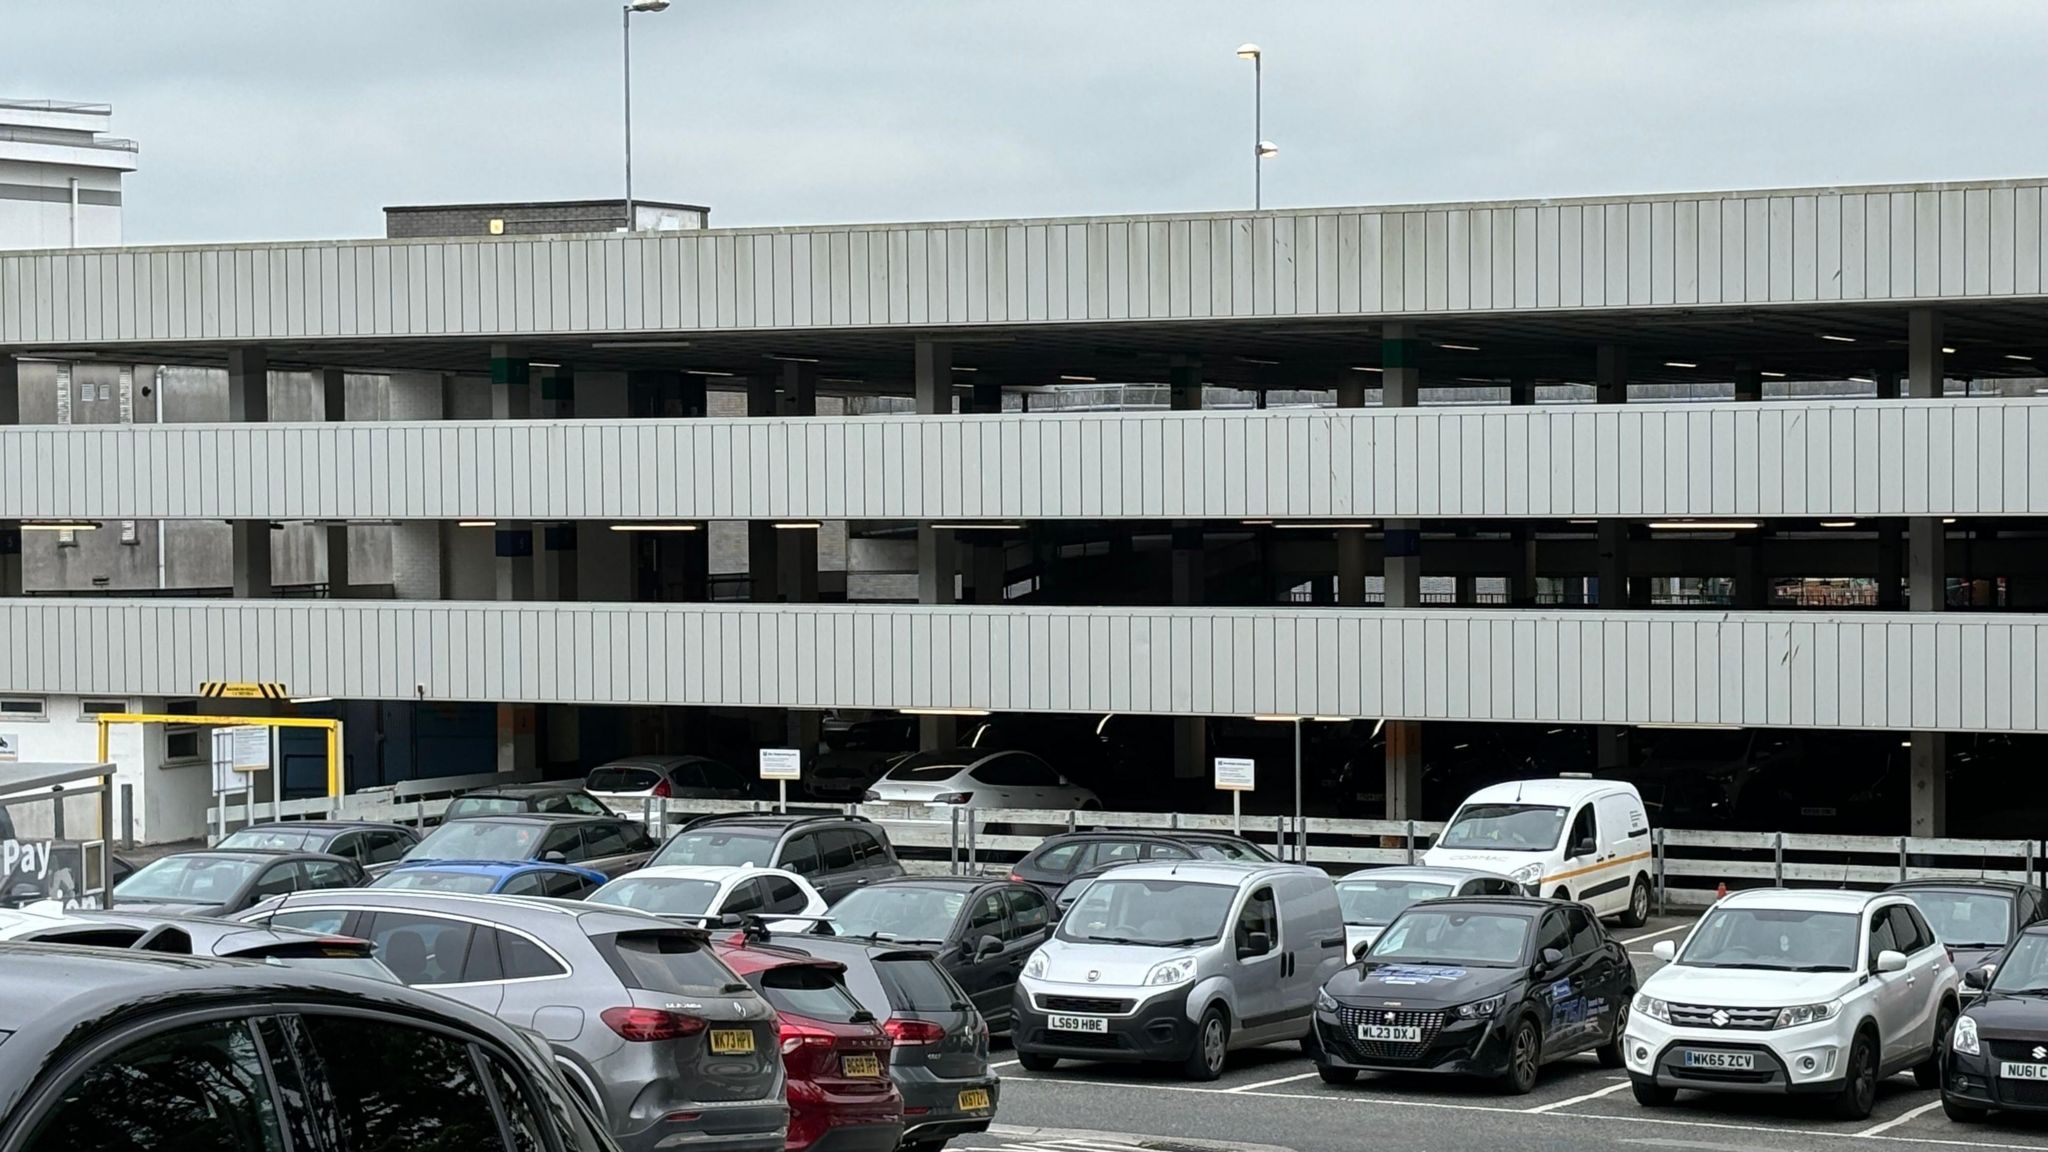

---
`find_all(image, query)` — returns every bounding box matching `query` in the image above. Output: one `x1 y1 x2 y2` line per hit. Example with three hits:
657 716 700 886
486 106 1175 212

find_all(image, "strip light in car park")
609 523 700 532
901 707 992 716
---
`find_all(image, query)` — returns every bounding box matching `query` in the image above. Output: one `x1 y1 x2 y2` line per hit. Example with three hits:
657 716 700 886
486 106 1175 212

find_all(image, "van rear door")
1593 791 1649 915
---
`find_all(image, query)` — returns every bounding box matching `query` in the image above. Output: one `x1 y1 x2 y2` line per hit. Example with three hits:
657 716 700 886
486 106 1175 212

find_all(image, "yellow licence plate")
958 1088 991 1111
709 1030 756 1055
842 1053 882 1077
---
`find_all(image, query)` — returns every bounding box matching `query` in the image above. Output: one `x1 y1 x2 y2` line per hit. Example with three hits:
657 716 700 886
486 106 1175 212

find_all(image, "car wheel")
1182 1007 1229 1081
1943 1096 1987 1123
1016 1051 1059 1073
1596 997 1631 1069
1502 1017 1542 1095
1317 1064 1358 1085
1916 1002 1956 1089
1831 1030 1879 1120
1632 1080 1677 1107
1618 876 1652 928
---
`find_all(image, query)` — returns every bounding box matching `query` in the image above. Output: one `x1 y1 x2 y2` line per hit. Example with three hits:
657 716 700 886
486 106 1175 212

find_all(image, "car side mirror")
1539 947 1566 973
1651 940 1678 962
542 851 568 864
975 934 1004 960
1875 949 1908 974
1574 838 1597 858
1963 963 1997 992
1240 930 1273 958
1352 940 1372 962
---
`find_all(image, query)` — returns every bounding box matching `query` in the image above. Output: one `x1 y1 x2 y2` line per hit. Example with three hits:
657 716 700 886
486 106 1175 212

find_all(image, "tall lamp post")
622 0 672 231
1236 43 1278 210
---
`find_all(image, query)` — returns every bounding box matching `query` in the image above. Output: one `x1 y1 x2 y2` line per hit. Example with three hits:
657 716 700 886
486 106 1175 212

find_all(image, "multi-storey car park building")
3 172 2048 844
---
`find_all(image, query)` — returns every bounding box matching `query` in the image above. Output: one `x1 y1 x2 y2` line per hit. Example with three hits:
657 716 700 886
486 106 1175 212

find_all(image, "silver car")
1334 865 1527 960
244 888 786 1152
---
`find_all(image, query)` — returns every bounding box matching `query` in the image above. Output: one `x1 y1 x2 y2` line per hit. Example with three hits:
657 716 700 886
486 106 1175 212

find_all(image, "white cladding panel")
3 399 2043 521
5 182 2046 345
1 600 2042 733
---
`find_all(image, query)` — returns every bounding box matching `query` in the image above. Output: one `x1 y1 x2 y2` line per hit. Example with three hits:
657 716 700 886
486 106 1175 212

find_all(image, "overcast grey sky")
9 0 2046 244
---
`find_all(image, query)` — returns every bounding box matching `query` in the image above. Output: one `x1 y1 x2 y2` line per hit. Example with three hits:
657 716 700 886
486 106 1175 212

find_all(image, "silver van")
1010 861 1346 1080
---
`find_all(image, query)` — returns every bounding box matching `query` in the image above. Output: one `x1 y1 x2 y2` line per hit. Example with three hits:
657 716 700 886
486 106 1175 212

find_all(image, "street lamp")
622 0 672 231
1236 43 1275 210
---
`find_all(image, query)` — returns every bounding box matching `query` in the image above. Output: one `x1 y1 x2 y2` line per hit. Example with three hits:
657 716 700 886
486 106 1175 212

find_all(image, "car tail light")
779 1020 839 1056
934 791 973 805
1008 871 1024 883
863 789 881 802
651 778 671 798
601 1007 707 1042
883 1018 947 1046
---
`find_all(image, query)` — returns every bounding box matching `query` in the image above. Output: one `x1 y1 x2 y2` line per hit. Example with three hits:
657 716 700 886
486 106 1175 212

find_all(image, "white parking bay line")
991 1059 1021 1069
1225 1071 1323 1093
1621 924 1692 945
1523 1080 1632 1113
1854 1100 1943 1138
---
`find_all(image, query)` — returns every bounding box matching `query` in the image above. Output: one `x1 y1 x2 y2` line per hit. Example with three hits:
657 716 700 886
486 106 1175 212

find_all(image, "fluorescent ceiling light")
1350 365 1384 373
457 520 497 528
1664 361 1698 369
766 354 820 364
1942 346 1957 354
592 339 692 349
773 521 822 530
1241 519 1274 525
2008 354 2035 362
1058 374 1097 383
1276 521 1375 529
1647 520 1760 530
684 369 734 377
1819 334 1855 343
529 360 562 369
901 707 992 717
19 521 97 531
1640 722 1743 730
1819 520 1858 528
931 523 1022 530
952 365 979 373
1310 716 1351 723
1849 376 1874 384
1761 371 1787 378
609 523 699 532
1252 714 1303 723
1568 519 1598 525
1238 356 1279 366
290 696 335 705
1438 342 1480 351
1942 517 1958 524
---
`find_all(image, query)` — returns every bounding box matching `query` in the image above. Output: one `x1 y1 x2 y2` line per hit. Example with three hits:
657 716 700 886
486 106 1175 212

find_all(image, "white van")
1421 777 1653 927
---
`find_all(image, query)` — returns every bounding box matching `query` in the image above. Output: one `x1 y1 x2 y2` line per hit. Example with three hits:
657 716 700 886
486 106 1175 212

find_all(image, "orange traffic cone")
1716 881 1729 900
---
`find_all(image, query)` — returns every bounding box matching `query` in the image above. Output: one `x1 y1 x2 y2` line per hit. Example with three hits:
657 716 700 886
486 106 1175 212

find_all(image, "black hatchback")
0 943 612 1149
822 875 1051 1031
108 849 364 918
1009 831 1276 898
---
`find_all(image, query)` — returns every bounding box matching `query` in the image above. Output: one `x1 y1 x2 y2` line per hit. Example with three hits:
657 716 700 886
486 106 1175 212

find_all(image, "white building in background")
0 98 134 249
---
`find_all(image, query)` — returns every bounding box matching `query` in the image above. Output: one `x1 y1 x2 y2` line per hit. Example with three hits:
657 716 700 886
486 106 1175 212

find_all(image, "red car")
716 934 905 1152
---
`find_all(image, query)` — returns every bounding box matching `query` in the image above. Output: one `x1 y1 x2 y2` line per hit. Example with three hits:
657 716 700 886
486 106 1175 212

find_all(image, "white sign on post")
759 747 801 814
1213 757 1256 791
212 726 271 795
0 733 16 763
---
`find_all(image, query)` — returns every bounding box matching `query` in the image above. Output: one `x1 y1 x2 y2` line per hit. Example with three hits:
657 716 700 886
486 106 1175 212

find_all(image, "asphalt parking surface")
951 916 2048 1152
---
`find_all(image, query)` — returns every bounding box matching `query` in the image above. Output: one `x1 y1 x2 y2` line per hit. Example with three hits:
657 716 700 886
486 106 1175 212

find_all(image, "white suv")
1624 889 1958 1119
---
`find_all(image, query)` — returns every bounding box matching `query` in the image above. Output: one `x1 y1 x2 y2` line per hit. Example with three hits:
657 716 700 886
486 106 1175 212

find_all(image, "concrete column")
1508 527 1537 607
1453 574 1478 606
746 372 781 603
1168 368 1207 780
319 370 354 596
1508 376 1536 407
1908 309 1945 397
542 524 579 601
0 356 19 596
914 340 954 414
1733 528 1768 609
1906 309 1947 833
227 348 274 596
491 352 542 767
1874 370 1900 400
1336 374 1369 606
1385 719 1423 821
1876 520 1905 610
1593 342 1634 773
915 342 958 747
389 373 448 600
970 373 1002 414
777 363 820 604
1733 363 1762 403
1383 324 1422 612
662 373 711 601
969 540 1006 605
1169 360 1203 411
1596 344 1628 406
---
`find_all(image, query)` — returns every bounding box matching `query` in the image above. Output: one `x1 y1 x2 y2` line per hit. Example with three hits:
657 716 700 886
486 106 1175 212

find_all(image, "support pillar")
1594 343 1631 770
491 349 536 602
228 348 273 597
1383 324 1422 610
915 342 958 747
663 372 711 600
1596 344 1628 406
1733 363 1762 404
1733 528 1768 609
746 372 781 603
1 356 20 596
1169 360 1202 411
1507 375 1536 407
320 369 354 596
1907 309 1948 834
777 362 820 605
1508 527 1537 607
1385 719 1423 821
1168 366 1207 782
390 373 449 600
1336 372 1369 605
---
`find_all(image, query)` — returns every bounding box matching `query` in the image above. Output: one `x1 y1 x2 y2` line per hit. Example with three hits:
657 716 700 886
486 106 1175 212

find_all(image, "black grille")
2001 1079 2048 1107
1032 1028 1124 1050
1038 996 1134 1015
1988 1040 2048 1062
1325 1006 1447 1064
1666 1004 1778 1031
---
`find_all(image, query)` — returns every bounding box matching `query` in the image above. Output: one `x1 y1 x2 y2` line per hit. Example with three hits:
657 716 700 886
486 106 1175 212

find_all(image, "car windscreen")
587 765 663 793
216 829 321 853
883 756 969 782
114 856 260 903
406 820 543 862
825 886 965 944
1337 879 1456 926
1677 907 1860 972
1435 804 1568 851
652 830 776 868
369 868 500 894
588 877 722 915
753 965 867 1023
1990 934 2048 993
1056 878 1236 947
1899 889 2014 948
1189 840 1273 862
442 795 532 820
873 955 965 1013
1370 909 1532 967
596 931 747 995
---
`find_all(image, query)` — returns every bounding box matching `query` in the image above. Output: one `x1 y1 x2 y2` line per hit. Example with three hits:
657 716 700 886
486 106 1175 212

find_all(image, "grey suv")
651 814 905 903
243 888 786 1152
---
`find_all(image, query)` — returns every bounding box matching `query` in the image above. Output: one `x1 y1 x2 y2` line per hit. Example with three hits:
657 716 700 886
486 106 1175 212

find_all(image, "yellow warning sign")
198 682 290 700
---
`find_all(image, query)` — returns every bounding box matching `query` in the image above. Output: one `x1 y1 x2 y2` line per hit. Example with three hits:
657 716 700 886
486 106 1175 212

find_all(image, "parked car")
1009 831 1275 898
0 906 394 981
0 944 616 1150
402 813 658 878
1888 878 2048 973
371 859 607 898
772 934 999 1152
1012 860 1346 1080
1423 776 1653 926
813 717 919 801
652 814 906 904
714 934 905 1152
590 864 828 933
443 781 613 821
1334 865 1528 959
215 819 421 875
826 876 1052 1031
1627 888 1959 1119
1945 921 2048 1121
108 849 363 917
865 748 1100 813
243 888 788 1152
1313 896 1633 1093
586 755 757 802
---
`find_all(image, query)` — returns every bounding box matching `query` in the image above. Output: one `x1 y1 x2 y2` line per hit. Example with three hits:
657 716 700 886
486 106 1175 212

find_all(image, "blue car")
367 859 606 899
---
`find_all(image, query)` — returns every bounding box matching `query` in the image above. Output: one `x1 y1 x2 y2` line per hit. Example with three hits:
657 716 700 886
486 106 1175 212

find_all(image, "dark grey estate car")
245 887 787 1152
108 849 364 917
215 819 421 875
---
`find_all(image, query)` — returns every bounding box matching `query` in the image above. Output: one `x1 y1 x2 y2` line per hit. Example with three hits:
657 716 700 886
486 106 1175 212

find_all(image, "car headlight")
1953 1013 1981 1056
1316 986 1339 1012
1635 994 1671 1023
1507 863 1544 888
1145 957 1199 986
1773 1001 1841 1029
1454 993 1508 1020
1023 951 1047 980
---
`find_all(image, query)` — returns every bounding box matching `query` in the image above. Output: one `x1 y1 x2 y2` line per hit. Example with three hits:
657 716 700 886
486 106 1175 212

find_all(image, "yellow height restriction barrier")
95 714 344 800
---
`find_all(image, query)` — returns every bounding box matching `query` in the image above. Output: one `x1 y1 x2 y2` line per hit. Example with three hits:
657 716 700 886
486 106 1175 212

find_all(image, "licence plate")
958 1088 992 1111
1048 1014 1109 1034
709 1030 755 1055
842 1053 882 1077
2001 1062 2048 1080
1682 1050 1756 1070
1356 1024 1423 1043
